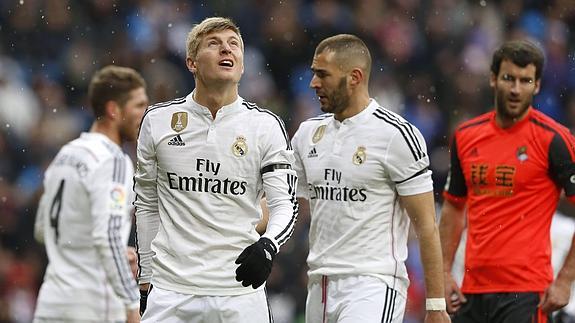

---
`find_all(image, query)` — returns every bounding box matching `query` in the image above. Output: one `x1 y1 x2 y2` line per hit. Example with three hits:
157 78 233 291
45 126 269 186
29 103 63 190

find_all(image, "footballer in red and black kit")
440 39 575 323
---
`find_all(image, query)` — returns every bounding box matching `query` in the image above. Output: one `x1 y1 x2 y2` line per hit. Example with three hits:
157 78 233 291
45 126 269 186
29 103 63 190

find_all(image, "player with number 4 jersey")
33 66 148 323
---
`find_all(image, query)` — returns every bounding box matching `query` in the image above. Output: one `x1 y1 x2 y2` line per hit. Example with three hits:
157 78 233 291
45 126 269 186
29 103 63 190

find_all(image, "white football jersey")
134 93 298 296
291 99 433 296
34 133 139 321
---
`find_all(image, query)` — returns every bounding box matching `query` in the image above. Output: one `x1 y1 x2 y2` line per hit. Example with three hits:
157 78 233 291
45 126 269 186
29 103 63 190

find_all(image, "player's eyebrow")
311 67 329 76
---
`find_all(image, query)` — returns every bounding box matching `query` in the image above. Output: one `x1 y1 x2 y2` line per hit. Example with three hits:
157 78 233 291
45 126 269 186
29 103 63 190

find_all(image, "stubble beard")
119 123 135 143
321 77 350 115
495 88 532 123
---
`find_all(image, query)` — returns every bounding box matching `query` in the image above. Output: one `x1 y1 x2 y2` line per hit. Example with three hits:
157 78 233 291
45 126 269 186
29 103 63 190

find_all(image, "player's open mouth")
219 59 234 67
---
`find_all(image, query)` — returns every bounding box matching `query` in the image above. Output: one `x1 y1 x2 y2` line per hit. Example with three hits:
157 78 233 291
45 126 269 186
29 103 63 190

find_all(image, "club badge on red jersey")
516 146 528 162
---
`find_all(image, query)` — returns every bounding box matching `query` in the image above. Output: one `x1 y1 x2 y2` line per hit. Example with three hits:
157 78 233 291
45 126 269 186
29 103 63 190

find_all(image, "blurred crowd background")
1 0 575 322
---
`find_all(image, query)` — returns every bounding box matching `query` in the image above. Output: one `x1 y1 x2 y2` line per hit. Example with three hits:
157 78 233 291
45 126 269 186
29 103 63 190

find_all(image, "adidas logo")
307 147 318 158
168 135 185 146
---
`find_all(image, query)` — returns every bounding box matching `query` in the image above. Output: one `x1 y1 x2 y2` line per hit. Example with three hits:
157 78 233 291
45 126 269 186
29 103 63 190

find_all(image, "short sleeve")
549 132 575 198
385 123 433 196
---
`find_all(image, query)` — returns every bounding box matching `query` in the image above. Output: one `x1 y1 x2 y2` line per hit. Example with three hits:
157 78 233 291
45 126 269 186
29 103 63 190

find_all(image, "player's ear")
349 68 363 87
533 79 541 95
186 57 197 74
104 100 121 120
489 72 497 88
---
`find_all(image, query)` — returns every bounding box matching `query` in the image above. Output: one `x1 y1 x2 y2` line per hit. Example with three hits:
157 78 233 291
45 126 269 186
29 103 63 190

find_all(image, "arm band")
425 298 446 311
261 163 291 174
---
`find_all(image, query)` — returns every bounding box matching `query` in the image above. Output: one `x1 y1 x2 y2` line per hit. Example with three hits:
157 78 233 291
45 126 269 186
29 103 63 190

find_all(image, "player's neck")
90 120 121 146
334 91 370 122
495 108 530 129
193 83 239 119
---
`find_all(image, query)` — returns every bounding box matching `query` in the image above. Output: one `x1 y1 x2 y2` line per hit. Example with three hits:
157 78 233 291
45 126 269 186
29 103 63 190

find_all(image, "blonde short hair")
186 17 243 60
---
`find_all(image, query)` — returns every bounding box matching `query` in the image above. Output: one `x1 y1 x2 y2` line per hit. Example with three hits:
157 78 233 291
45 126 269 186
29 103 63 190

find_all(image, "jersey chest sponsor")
309 183 367 202
308 168 367 202
167 172 247 195
165 158 248 196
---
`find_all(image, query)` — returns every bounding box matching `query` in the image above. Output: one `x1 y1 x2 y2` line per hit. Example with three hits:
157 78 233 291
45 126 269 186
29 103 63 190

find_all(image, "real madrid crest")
171 112 188 132
353 146 367 165
312 125 326 144
232 136 248 157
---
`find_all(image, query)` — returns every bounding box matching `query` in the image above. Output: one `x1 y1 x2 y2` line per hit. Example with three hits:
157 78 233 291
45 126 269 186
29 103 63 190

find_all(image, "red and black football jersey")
444 107 575 293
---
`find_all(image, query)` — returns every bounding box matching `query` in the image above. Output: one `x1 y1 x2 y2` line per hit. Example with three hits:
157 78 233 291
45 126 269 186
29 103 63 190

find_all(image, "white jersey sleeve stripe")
374 108 424 159
373 109 425 161
113 157 125 183
275 173 298 245
148 97 186 110
375 108 425 159
395 167 429 184
242 101 291 150
306 113 333 121
108 215 139 301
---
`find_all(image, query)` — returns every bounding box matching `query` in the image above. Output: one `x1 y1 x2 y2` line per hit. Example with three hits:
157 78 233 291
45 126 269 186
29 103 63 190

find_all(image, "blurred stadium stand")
1 1 574 322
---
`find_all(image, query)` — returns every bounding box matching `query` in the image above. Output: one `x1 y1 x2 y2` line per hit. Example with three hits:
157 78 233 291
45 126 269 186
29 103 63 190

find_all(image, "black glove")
139 285 152 316
235 237 277 289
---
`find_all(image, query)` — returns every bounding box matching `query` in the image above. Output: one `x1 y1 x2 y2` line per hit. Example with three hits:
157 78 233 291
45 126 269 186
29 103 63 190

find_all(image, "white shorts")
141 285 273 323
306 275 406 323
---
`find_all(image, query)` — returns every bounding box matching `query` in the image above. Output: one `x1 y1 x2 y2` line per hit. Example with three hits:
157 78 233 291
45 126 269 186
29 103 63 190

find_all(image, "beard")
495 87 532 122
119 124 136 143
320 77 350 115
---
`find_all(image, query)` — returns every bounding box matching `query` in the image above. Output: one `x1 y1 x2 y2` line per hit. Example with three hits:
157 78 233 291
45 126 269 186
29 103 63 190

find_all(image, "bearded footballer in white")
134 17 298 323
34 66 148 323
291 34 450 323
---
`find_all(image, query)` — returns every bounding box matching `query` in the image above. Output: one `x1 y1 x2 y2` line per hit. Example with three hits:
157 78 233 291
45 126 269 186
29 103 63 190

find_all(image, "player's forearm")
261 169 298 250
418 226 446 298
94 235 140 305
34 199 46 243
134 209 160 284
403 192 445 298
557 234 575 285
256 198 269 235
133 160 160 283
438 200 466 273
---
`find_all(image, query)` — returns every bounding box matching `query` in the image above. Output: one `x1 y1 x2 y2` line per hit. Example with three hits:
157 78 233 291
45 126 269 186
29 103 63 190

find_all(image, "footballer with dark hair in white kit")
292 34 450 323
34 65 148 323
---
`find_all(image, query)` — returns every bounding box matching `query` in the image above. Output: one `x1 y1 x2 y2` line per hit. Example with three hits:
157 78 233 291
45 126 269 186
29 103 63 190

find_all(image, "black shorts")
452 292 552 323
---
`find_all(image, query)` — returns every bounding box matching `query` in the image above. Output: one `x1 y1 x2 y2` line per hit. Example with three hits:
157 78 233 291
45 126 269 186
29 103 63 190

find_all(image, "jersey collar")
333 98 377 126
81 132 123 154
187 91 243 117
